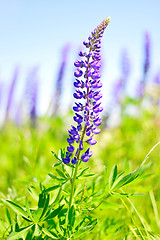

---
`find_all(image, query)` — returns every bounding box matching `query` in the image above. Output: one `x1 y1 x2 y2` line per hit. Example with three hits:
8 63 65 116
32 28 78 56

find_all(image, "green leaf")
40 194 50 220
0 219 6 231
74 221 97 238
110 192 144 198
77 167 89 178
42 228 59 239
55 169 68 179
109 171 125 190
32 208 43 223
111 167 140 191
109 165 117 189
59 148 65 160
38 192 46 208
7 224 34 240
27 186 39 201
44 205 64 221
53 187 63 204
5 200 29 219
6 208 12 225
51 151 61 161
53 162 62 167
22 216 32 222
57 219 64 236
68 205 76 227
48 173 65 181
83 174 95 177
25 198 33 221
33 224 41 236
104 166 108 185
75 218 86 231
25 229 34 240
43 184 61 193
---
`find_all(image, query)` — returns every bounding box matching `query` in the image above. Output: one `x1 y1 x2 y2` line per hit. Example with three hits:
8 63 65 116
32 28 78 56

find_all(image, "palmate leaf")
32 208 43 223
7 224 34 240
111 167 140 191
40 194 50 220
44 205 64 221
4 200 29 219
33 224 41 236
42 228 59 239
74 219 97 238
27 186 39 201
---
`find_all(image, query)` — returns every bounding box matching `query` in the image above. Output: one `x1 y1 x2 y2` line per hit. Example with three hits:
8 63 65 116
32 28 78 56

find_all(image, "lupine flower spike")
63 18 110 164
137 32 151 98
5 67 19 121
53 44 70 114
113 50 130 103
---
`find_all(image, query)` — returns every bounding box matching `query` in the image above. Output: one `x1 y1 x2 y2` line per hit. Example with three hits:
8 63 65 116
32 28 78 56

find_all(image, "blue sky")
0 0 160 115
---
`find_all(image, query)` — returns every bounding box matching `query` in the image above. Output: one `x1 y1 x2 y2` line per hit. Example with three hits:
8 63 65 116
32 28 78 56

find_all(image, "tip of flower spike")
105 17 111 22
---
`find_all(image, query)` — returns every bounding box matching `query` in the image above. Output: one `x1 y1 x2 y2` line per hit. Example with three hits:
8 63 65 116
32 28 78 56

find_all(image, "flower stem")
68 123 87 209
87 193 110 215
68 160 79 209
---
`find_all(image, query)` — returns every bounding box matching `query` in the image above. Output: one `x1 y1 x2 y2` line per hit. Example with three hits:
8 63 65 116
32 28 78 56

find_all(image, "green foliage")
0 106 160 239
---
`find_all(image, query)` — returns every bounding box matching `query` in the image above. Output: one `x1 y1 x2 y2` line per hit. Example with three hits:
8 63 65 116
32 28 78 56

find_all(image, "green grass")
0 101 160 239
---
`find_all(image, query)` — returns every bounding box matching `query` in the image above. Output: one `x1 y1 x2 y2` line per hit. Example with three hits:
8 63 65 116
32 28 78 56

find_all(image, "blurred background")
1 2 160 238
0 0 160 124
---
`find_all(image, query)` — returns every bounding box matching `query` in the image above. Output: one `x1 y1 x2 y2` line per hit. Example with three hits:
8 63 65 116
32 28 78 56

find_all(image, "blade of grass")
149 190 160 228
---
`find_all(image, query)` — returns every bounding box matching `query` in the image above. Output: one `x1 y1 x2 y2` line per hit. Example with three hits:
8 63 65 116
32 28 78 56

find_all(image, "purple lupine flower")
62 18 110 164
5 67 19 121
53 44 70 114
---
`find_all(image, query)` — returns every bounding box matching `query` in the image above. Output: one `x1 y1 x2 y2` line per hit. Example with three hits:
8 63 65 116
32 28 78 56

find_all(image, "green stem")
68 162 79 209
68 46 92 210
87 193 110 215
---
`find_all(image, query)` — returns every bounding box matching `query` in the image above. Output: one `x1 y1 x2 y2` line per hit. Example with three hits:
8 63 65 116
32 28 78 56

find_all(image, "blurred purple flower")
136 32 151 98
144 32 150 76
0 82 3 106
121 49 130 81
153 71 160 84
113 77 124 103
5 67 19 121
112 50 130 103
53 44 70 114
25 66 39 126
136 80 144 98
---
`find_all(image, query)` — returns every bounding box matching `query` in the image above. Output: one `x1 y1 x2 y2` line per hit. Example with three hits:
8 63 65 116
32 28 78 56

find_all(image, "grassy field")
0 97 160 239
